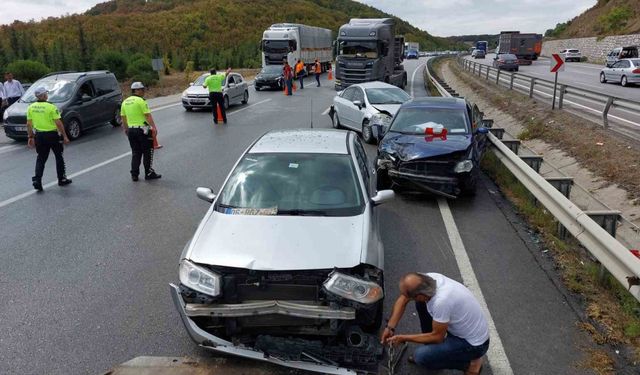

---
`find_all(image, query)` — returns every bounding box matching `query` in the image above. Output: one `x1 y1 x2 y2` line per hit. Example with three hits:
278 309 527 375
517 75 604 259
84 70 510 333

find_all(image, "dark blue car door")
469 103 488 163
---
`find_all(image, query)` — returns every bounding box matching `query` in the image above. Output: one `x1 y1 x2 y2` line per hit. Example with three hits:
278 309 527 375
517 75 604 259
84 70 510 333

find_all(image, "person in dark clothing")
203 68 231 124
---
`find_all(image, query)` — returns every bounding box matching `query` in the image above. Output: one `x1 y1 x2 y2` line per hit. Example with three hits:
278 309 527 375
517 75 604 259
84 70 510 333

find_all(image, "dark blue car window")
389 107 469 135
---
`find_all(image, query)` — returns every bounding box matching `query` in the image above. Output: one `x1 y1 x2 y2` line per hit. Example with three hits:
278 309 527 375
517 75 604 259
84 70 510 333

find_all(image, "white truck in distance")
261 23 333 73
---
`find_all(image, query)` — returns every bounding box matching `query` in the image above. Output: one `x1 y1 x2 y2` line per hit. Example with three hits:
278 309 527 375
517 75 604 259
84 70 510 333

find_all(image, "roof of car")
401 97 466 110
42 71 112 80
250 129 349 155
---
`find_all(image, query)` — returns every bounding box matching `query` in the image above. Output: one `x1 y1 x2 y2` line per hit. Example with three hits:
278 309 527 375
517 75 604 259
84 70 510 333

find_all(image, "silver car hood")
184 85 211 95
186 210 365 270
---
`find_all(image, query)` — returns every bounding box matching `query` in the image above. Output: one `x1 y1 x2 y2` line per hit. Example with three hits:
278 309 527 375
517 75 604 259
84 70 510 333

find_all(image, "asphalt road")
0 59 595 375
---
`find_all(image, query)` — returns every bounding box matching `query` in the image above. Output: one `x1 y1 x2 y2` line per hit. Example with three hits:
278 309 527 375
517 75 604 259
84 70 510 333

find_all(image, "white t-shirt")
425 273 490 346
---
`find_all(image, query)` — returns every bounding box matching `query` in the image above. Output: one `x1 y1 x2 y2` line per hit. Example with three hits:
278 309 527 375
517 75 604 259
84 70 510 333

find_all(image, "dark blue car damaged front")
374 98 488 198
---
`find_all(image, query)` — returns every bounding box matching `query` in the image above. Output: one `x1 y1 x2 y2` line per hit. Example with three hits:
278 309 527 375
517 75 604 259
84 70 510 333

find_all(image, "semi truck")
475 41 488 52
496 31 542 62
261 23 333 72
335 18 407 90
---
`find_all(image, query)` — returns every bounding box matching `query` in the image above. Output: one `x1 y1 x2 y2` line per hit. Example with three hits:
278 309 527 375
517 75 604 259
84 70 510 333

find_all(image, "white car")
170 129 394 374
330 81 411 144
560 49 581 62
181 72 249 111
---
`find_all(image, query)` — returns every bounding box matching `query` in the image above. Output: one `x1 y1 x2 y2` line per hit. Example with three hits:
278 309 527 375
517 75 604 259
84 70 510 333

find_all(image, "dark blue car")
373 97 489 197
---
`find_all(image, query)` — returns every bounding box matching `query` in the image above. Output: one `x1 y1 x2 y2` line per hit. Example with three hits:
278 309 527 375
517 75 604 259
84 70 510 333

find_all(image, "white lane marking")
149 102 182 111
0 151 131 209
322 107 331 116
0 145 23 155
437 198 514 375
411 62 428 97
0 99 272 209
227 99 271 116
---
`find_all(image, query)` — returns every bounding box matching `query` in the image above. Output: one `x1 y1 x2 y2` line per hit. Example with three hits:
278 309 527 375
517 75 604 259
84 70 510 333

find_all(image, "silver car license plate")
15 126 27 131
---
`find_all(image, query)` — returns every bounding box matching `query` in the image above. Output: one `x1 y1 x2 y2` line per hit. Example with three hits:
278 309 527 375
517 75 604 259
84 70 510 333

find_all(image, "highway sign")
550 53 565 73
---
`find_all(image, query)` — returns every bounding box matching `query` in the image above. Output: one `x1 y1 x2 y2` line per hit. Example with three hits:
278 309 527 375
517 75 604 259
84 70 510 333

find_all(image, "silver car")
600 59 640 87
560 48 581 62
181 72 249 111
170 129 394 374
330 81 411 144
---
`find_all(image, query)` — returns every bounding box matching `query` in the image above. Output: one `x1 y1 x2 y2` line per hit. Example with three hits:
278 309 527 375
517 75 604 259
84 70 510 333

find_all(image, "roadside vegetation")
544 0 639 38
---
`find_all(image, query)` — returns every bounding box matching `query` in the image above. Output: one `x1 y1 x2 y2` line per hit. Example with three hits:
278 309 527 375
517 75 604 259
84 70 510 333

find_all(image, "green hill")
0 0 457 77
545 0 640 38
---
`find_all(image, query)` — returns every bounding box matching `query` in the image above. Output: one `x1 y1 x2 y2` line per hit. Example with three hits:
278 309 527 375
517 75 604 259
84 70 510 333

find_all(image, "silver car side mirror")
371 190 395 206
352 100 363 109
196 187 216 203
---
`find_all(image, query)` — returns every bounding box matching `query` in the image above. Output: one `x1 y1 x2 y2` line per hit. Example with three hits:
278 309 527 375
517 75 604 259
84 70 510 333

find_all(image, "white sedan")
330 81 411 144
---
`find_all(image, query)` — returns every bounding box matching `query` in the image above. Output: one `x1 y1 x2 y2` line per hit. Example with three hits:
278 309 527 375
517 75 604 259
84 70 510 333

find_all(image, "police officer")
26 87 72 191
121 82 161 181
203 67 231 124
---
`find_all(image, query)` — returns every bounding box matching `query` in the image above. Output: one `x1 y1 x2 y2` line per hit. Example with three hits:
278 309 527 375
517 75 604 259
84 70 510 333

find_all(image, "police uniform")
204 71 227 124
27 93 71 190
120 87 159 180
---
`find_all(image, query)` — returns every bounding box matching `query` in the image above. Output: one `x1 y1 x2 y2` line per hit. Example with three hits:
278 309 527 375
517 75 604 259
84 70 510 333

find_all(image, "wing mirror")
477 127 489 134
80 94 92 102
196 187 216 203
228 83 236 88
352 100 364 109
371 124 386 142
371 190 395 206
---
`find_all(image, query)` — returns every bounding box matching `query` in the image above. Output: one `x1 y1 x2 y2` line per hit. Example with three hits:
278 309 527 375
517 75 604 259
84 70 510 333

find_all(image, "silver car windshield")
195 74 226 86
22 79 75 103
389 108 469 135
216 153 364 216
365 88 411 105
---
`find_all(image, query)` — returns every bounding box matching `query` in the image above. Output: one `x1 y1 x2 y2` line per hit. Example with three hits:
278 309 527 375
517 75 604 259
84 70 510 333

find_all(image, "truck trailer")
475 41 488 52
261 23 333 72
497 31 542 62
335 18 407 90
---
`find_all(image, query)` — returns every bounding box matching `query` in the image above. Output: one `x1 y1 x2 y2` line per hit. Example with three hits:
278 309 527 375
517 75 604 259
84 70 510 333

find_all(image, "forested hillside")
0 0 457 83
545 0 640 38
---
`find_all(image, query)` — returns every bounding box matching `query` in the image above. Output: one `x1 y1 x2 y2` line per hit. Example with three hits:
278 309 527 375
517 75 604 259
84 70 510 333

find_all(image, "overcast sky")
2 0 597 37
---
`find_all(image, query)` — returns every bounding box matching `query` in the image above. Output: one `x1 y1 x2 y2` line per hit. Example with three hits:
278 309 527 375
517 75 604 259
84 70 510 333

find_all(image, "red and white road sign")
550 53 565 73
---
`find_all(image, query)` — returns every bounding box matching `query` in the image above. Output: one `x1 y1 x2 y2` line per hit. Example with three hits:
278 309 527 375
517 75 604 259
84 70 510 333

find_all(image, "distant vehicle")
493 53 519 71
335 18 407 90
171 128 393 374
605 46 639 67
3 70 122 141
600 59 640 87
182 72 249 111
419 51 427 57
261 23 332 72
330 81 412 144
254 65 284 91
560 49 581 62
475 41 488 52
405 41 419 57
406 50 419 59
497 31 542 61
373 97 489 197
471 49 486 59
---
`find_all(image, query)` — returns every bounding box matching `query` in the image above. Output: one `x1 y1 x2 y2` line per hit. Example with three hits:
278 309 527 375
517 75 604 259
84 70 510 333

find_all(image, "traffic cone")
328 70 333 80
283 84 288 95
216 103 224 123
152 132 163 149
292 82 297 92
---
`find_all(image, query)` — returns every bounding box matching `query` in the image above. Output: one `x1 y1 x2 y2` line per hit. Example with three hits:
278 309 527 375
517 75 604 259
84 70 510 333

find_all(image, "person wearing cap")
120 82 161 181
203 67 231 124
4 72 25 106
26 87 72 191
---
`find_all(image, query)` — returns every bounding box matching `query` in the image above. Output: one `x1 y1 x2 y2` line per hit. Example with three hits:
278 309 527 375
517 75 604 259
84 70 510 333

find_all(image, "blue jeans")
286 79 293 95
414 302 490 371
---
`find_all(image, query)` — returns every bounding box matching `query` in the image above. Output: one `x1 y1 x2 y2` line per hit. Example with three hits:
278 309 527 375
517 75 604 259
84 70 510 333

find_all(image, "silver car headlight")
370 112 392 127
179 260 222 297
323 271 383 304
181 90 189 98
454 160 474 173
2 110 8 123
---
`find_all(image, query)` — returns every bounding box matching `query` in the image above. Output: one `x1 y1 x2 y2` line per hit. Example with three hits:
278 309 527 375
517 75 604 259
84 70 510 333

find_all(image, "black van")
2 71 122 141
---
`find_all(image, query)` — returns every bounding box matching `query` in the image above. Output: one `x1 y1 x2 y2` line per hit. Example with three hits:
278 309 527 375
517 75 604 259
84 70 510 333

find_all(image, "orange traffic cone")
328 70 333 80
283 84 288 96
216 103 224 123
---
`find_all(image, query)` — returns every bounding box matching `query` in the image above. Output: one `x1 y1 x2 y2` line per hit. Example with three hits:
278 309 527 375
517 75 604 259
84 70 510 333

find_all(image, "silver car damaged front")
170 131 387 374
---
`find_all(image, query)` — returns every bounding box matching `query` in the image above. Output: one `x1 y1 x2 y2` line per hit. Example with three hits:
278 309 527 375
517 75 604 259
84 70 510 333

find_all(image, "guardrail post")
472 63 475 75
529 78 536 98
486 67 490 80
585 210 622 284
520 155 543 174
488 128 505 139
603 97 614 129
502 140 521 154
495 69 501 85
558 85 566 110
510 73 515 90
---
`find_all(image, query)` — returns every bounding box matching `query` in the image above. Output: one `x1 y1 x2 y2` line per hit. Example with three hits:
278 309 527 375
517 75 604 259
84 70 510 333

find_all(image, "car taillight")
633 68 640 74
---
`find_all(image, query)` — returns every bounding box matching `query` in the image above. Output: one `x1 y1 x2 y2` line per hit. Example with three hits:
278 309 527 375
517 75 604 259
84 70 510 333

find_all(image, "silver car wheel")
224 96 230 109
332 113 341 129
621 76 628 87
362 120 374 144
600 72 606 83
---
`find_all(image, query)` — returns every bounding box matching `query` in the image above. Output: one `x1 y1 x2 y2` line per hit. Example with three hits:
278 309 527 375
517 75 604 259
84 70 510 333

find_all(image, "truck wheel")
362 120 374 144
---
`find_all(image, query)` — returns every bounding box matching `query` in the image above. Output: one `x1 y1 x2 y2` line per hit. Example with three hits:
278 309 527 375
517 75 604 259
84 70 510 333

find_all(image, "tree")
6 60 50 82
93 50 128 79
78 23 91 70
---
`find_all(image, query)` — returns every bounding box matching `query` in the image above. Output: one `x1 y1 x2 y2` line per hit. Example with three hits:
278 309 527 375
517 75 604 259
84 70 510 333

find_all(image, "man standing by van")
26 87 72 191
4 72 25 106
121 82 161 181
203 67 231 124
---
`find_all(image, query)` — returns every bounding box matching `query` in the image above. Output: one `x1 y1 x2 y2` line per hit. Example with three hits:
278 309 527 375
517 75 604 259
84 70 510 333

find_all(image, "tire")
460 169 478 197
376 168 392 190
332 112 342 129
242 90 249 104
65 118 82 140
254 86 260 91
621 75 629 87
362 119 374 144
514 67 519 72
111 107 122 127
223 96 230 110
600 72 606 83
184 106 193 111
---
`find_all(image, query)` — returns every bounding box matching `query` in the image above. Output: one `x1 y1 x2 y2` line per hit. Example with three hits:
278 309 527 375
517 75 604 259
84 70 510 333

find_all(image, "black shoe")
223 120 227 124
213 121 218 124
132 175 139 182
145 172 162 180
58 178 72 186
32 179 43 192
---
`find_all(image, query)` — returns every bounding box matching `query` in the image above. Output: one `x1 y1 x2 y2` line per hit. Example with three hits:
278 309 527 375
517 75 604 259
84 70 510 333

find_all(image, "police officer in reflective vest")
121 82 161 181
26 87 72 191
203 68 231 124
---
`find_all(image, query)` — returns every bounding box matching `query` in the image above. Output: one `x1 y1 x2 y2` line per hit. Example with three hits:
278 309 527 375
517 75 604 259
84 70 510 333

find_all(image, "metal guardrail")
458 57 640 131
425 56 640 302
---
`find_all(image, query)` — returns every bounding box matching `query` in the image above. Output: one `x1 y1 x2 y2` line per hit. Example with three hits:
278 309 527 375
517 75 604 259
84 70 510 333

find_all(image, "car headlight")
323 271 383 304
181 90 188 98
2 110 8 123
179 260 222 297
454 160 474 173
370 112 392 127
